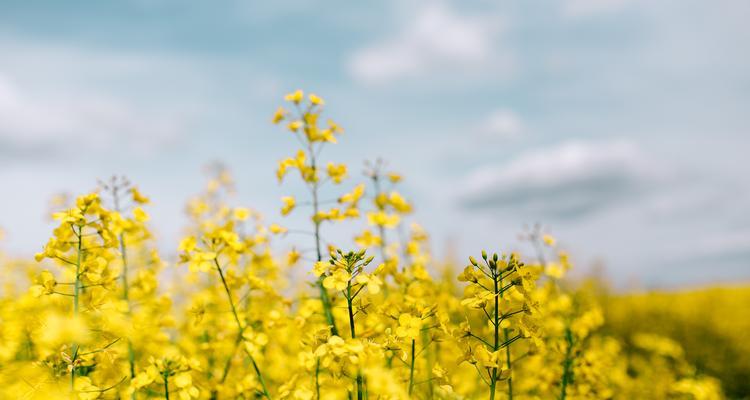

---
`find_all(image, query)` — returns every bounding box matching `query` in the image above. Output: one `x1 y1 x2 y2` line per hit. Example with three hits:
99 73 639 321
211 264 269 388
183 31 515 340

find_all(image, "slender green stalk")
163 373 169 400
500 275 513 400
346 277 363 400
113 188 137 395
213 258 271 399
408 339 416 396
251 356 272 400
315 358 321 400
560 328 574 400
71 225 83 392
309 146 339 337
504 328 513 400
421 328 434 398
489 268 499 400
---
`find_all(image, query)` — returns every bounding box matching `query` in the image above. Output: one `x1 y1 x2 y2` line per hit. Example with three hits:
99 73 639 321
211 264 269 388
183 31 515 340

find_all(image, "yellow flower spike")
543 233 556 246
284 89 304 104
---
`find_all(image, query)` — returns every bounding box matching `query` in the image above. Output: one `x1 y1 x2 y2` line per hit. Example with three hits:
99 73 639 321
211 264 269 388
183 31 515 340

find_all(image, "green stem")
421 328 434 398
119 232 138 399
213 259 272 399
311 157 339 336
251 356 272 400
163 373 169 400
71 225 83 392
500 273 513 400
315 358 321 400
489 269 500 400
504 328 513 400
346 279 363 400
560 328 574 400
408 339 416 397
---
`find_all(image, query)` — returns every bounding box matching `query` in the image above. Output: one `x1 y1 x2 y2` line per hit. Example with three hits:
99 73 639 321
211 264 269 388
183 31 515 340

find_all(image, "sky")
0 0 748 288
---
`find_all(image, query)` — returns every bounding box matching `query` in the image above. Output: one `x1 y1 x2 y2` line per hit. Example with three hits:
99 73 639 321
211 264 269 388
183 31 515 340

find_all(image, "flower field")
0 91 746 399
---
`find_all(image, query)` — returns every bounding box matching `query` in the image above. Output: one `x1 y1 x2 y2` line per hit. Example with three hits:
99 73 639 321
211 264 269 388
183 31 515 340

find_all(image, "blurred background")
1 0 748 288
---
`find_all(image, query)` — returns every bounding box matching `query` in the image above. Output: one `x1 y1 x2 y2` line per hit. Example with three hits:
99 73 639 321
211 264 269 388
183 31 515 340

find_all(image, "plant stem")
315 358 321 400
489 268 500 400
500 275 513 400
560 328 574 400
309 147 339 337
346 279 363 400
114 189 137 397
251 356 272 400
504 328 513 400
213 259 271 399
422 328 434 398
71 225 83 392
163 373 169 400
408 339 416 397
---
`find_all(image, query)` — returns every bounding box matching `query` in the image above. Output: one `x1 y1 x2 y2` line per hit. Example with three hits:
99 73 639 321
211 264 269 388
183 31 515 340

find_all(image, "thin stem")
501 275 513 400
114 189 137 394
422 328 434 398
560 328 574 400
315 358 321 400
251 355 272 400
408 339 416 396
309 143 339 337
71 224 83 392
213 258 272 399
163 373 169 400
346 277 363 400
489 268 499 400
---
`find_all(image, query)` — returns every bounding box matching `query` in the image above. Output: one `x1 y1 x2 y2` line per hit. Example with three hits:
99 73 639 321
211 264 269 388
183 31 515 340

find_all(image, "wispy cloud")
460 140 655 218
347 3 511 85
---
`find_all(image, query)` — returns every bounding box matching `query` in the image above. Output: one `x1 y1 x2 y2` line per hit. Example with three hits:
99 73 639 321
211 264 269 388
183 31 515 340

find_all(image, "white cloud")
0 41 196 158
347 3 511 85
460 140 654 217
478 108 524 139
0 73 182 154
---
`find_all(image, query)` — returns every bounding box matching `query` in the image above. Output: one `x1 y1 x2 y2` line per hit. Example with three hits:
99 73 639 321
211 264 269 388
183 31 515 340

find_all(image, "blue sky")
1 0 748 287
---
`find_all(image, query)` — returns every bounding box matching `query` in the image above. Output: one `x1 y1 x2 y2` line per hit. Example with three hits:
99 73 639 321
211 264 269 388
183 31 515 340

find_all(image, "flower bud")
469 256 478 266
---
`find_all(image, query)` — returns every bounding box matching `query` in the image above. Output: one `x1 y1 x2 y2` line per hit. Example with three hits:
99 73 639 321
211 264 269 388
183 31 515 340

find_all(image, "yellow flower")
234 207 251 221
269 223 288 234
355 272 382 294
272 106 287 124
366 211 400 228
131 186 150 204
133 207 150 222
323 269 350 291
284 89 303 104
396 313 422 339
326 162 347 184
280 196 296 216
309 93 324 105
288 120 302 132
